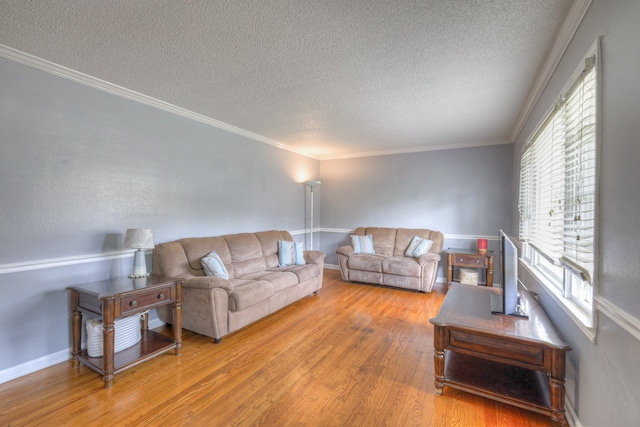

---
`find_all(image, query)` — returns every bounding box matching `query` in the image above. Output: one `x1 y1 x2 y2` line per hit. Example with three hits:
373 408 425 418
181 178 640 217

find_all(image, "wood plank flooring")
0 269 552 426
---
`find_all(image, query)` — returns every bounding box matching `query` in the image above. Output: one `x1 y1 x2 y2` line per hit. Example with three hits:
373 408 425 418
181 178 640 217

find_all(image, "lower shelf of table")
444 351 551 411
77 329 178 375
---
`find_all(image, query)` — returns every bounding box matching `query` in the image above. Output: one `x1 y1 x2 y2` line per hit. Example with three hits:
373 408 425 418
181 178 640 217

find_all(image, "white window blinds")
519 56 597 283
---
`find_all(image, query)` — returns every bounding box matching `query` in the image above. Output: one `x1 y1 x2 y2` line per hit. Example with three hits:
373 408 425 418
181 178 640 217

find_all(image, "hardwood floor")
0 269 552 426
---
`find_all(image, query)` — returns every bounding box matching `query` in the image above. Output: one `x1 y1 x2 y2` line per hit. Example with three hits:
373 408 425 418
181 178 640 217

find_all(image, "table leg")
70 290 81 368
102 299 115 389
446 253 453 284
550 349 568 425
433 325 445 395
487 256 494 287
173 282 183 355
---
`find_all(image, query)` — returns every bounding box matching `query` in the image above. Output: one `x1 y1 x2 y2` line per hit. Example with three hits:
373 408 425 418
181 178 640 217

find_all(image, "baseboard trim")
0 348 69 385
0 317 165 385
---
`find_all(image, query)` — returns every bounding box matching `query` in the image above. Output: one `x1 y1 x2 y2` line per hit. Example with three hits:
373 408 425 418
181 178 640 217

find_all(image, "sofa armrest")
304 250 326 266
416 252 441 265
336 245 354 257
181 276 233 293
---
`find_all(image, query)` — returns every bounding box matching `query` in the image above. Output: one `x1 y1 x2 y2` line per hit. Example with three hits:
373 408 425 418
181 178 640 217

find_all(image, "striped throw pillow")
404 236 434 258
352 234 375 254
278 240 306 267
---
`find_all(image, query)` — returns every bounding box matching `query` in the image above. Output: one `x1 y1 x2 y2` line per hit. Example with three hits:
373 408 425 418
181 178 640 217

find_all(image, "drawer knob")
158 293 165 299
458 258 464 262
130 300 138 307
475 260 481 264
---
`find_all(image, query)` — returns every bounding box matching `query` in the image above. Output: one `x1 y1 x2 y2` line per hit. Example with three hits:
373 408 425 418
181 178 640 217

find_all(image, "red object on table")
478 238 488 254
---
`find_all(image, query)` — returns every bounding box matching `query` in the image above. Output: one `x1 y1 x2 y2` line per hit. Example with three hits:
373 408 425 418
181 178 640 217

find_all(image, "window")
518 42 598 328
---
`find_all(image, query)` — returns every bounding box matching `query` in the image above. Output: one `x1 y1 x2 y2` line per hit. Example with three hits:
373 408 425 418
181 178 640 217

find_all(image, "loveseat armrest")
181 276 233 293
336 245 355 257
416 252 441 265
304 250 326 266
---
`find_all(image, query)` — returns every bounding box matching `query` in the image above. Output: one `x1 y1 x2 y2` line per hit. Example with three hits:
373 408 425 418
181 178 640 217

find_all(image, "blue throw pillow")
201 251 229 279
278 240 306 267
352 234 375 254
405 236 434 258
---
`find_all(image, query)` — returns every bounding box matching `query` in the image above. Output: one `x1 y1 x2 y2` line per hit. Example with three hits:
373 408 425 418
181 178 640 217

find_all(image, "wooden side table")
446 248 494 286
67 274 182 388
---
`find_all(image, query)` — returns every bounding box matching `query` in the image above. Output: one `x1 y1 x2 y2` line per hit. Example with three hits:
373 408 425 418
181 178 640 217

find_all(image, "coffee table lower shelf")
77 330 178 375
444 351 552 414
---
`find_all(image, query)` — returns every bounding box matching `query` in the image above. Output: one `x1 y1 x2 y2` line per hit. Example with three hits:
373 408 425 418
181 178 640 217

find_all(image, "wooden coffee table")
430 283 571 426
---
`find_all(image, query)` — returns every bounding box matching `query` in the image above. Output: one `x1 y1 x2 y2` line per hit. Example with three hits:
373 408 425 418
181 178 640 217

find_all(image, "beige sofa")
336 227 444 292
152 230 325 343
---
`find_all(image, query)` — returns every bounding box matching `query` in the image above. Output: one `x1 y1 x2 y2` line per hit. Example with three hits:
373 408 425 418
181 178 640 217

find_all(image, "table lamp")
124 229 155 278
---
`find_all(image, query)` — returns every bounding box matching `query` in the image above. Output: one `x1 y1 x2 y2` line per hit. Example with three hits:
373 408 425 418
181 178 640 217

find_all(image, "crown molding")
319 139 511 161
0 44 320 160
510 0 593 143
0 44 513 162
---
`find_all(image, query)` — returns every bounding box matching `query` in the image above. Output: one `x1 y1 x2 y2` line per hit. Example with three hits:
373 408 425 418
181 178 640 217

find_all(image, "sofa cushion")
201 251 229 279
277 263 322 284
228 280 275 311
181 236 231 271
348 254 384 273
225 233 263 263
278 240 306 266
394 228 442 257
233 257 268 278
356 227 396 256
352 234 375 254
383 256 422 277
404 236 434 258
241 271 299 293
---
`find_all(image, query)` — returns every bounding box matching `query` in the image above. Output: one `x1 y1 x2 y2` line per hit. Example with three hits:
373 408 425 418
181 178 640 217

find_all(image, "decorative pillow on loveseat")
405 235 434 258
202 251 229 279
278 240 306 266
352 234 375 254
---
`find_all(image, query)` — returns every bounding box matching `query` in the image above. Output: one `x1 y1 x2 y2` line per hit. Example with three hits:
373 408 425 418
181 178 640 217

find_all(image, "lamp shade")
304 180 321 188
123 229 155 249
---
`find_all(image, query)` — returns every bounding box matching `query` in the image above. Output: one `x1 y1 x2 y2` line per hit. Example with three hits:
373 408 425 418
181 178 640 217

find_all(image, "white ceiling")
0 0 580 160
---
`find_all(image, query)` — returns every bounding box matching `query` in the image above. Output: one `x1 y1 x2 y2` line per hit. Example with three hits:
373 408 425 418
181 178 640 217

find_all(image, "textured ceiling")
0 0 575 159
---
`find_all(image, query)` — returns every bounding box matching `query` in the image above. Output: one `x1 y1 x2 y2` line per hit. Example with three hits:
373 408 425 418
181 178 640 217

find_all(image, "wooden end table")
67 274 182 388
446 248 494 286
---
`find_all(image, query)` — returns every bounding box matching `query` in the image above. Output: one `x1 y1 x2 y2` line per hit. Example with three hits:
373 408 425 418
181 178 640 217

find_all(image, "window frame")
518 38 600 337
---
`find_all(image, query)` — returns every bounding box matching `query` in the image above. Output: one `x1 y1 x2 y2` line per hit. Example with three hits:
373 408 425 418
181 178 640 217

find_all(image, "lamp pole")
304 181 321 250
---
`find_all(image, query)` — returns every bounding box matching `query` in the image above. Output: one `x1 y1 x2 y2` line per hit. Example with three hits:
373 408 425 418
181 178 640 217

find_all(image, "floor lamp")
304 180 321 250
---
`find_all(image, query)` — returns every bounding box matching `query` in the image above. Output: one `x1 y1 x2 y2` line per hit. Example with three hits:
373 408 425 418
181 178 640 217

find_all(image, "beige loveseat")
152 230 325 343
336 227 444 292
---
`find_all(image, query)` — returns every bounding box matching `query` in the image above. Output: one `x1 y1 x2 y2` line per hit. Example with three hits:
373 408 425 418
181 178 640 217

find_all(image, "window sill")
520 260 597 343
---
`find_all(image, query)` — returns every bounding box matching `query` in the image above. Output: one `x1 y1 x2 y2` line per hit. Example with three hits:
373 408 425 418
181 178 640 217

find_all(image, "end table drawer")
453 255 488 268
120 286 172 314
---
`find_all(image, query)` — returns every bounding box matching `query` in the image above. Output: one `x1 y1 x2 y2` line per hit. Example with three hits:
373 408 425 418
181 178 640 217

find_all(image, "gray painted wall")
317 144 513 270
512 1 640 425
0 56 319 372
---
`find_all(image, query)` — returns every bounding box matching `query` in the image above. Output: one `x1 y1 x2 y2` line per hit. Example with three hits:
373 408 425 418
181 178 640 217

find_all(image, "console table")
446 248 494 286
429 283 570 426
67 274 182 388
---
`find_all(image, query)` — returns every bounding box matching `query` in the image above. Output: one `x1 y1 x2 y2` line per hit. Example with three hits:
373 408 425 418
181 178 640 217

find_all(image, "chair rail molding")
0 250 142 275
